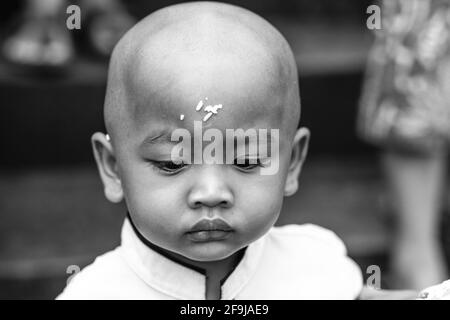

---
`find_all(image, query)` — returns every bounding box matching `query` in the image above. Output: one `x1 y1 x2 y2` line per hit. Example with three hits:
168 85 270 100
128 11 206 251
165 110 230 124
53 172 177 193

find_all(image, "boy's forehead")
125 52 286 136
127 91 285 143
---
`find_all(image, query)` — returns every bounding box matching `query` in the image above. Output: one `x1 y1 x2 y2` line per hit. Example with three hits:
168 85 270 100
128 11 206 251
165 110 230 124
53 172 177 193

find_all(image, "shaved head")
104 1 300 145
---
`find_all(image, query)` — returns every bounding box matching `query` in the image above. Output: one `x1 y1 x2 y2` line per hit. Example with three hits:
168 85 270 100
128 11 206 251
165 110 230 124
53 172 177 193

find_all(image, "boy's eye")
233 158 262 171
149 160 187 173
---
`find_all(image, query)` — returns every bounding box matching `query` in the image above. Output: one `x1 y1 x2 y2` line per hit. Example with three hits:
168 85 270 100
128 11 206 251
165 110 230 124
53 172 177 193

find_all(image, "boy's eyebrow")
140 128 277 146
141 130 178 146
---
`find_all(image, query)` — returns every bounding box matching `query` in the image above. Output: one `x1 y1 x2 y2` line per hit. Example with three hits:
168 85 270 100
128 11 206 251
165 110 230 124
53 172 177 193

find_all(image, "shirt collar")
120 218 266 300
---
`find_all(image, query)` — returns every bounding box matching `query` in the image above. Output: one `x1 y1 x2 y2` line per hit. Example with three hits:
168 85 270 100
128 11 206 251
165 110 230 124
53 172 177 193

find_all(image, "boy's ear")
91 132 124 203
284 127 310 197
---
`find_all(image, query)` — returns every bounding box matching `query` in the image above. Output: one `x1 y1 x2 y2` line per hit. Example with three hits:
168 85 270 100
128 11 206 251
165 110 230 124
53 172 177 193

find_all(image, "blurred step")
0 58 107 167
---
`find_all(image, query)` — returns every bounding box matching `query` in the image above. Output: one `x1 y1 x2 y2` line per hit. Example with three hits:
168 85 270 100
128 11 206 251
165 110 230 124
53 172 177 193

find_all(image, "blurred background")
1 0 449 299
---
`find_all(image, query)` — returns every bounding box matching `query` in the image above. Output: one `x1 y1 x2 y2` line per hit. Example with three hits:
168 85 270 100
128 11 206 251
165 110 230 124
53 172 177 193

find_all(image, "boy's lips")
187 218 234 242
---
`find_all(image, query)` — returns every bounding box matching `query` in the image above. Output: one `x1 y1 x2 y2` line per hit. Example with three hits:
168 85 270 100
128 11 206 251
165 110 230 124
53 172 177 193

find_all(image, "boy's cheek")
239 201 281 241
238 183 283 217
121 176 184 223
126 195 184 239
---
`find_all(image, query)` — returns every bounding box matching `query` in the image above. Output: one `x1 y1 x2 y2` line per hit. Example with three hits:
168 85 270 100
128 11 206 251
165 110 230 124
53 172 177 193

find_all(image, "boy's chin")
183 242 242 262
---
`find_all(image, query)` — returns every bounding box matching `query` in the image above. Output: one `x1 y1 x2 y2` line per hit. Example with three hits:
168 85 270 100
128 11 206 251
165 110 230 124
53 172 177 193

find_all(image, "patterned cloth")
417 279 450 299
358 0 450 152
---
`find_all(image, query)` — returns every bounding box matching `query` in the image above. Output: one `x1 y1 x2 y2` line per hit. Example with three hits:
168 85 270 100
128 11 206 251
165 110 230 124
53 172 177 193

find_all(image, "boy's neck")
127 213 245 299
164 248 245 300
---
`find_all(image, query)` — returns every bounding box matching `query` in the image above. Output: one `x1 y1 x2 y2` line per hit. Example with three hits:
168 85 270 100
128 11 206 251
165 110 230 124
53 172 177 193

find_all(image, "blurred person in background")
359 0 450 289
1 0 135 70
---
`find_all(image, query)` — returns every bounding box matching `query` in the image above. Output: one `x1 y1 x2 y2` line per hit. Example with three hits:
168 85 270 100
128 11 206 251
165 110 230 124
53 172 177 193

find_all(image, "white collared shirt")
57 219 363 300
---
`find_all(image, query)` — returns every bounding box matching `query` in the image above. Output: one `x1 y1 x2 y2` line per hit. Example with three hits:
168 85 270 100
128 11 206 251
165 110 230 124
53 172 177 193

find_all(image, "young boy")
57 2 415 300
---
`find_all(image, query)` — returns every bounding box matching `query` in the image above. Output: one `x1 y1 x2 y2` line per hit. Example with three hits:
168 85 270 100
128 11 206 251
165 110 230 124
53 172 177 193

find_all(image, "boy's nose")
187 166 234 209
